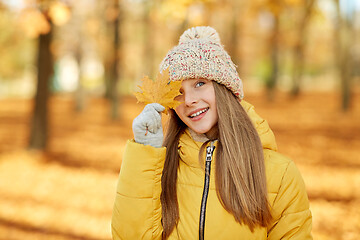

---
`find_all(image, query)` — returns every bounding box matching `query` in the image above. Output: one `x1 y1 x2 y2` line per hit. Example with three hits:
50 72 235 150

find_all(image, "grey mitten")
132 103 165 148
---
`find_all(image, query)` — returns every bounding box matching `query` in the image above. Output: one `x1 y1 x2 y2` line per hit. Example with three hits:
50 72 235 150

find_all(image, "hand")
132 103 165 148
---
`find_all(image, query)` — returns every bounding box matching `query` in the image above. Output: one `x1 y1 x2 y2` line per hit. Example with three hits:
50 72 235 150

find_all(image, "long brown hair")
160 82 272 239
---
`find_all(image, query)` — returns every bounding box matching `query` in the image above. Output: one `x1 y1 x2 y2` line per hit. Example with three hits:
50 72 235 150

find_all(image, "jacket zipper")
199 141 215 240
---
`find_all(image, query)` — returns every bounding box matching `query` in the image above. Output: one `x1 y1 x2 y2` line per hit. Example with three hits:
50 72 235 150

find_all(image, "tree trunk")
266 13 280 100
29 23 53 150
109 0 121 120
74 41 85 112
334 0 354 111
291 43 304 96
291 0 316 96
229 1 241 68
71 6 85 112
175 19 189 45
104 22 112 100
143 1 155 78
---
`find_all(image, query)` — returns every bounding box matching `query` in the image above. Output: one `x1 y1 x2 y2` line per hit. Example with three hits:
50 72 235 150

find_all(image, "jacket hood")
240 100 277 151
178 100 277 167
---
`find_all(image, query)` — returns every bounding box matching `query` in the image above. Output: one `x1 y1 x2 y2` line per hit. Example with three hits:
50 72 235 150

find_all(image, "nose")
184 90 198 106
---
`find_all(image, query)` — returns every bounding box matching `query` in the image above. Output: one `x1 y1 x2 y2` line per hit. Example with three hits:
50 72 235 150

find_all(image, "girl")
111 26 312 239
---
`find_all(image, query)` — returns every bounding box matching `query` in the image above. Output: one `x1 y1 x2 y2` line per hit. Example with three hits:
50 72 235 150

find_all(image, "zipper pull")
206 141 215 162
199 141 216 240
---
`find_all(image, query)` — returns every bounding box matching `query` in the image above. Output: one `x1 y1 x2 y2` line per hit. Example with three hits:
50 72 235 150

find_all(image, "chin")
190 127 211 135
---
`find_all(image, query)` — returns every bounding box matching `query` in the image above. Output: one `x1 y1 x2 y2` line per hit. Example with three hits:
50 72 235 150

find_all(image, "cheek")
174 105 184 119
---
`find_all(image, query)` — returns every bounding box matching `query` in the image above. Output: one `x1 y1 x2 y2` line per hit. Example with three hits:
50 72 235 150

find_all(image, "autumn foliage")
134 68 182 114
0 0 359 239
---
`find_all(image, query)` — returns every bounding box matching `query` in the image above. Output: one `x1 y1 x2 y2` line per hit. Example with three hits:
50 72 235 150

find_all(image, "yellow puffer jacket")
111 101 312 239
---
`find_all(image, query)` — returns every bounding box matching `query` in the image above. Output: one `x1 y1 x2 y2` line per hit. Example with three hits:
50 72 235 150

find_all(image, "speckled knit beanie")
159 26 244 99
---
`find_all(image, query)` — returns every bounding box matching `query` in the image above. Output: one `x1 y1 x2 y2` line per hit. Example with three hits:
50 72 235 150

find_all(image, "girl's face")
174 78 218 137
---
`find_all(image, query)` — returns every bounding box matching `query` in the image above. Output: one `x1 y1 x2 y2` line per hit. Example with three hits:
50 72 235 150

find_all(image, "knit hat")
159 26 244 99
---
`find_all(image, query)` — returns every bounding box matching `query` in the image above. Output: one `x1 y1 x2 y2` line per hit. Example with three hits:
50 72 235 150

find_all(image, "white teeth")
190 108 208 118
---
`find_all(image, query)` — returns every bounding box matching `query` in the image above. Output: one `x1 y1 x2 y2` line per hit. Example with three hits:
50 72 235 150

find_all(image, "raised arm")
112 103 166 239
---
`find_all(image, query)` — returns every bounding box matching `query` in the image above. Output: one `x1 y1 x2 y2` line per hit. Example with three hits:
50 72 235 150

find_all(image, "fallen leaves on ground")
0 91 359 240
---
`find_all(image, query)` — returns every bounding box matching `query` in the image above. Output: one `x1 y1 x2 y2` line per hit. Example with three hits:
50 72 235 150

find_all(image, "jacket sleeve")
111 140 165 240
267 161 313 240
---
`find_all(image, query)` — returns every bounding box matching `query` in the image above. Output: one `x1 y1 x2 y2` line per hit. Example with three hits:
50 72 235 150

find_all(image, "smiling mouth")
189 108 209 118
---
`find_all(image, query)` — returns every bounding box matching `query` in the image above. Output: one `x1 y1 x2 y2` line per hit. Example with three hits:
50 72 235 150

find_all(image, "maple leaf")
134 68 182 114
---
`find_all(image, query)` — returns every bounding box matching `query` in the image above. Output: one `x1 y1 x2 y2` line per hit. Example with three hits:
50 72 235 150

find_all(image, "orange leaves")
18 7 51 38
134 68 182 114
18 2 71 39
252 0 305 16
48 2 71 26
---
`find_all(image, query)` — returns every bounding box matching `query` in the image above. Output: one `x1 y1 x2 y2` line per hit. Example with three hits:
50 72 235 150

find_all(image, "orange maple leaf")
134 68 182 114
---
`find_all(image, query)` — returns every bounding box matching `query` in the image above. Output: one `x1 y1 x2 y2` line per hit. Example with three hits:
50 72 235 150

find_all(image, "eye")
195 81 205 88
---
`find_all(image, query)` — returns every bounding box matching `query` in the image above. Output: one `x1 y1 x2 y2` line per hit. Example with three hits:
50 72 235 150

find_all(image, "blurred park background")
0 0 359 239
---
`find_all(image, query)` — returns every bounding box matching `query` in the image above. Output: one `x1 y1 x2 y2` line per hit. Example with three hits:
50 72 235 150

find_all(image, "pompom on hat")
159 26 244 99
